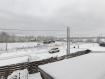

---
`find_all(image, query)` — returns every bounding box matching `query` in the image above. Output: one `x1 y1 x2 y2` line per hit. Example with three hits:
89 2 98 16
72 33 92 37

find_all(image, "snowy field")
0 42 37 51
0 42 105 66
1 42 105 79
0 42 88 66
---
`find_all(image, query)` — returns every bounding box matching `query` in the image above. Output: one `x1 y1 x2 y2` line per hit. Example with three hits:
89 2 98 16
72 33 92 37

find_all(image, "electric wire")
0 28 66 31
0 27 86 37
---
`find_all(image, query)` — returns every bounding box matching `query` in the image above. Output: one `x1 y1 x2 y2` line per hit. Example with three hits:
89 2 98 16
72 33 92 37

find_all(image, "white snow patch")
39 53 105 79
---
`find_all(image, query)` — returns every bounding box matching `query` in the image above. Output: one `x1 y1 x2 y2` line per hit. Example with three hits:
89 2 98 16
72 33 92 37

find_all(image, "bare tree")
0 32 10 43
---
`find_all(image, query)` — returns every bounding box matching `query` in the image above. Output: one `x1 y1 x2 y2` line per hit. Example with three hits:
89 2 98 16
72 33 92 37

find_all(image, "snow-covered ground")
29 73 42 79
0 42 87 66
0 42 37 51
1 42 105 79
0 42 105 66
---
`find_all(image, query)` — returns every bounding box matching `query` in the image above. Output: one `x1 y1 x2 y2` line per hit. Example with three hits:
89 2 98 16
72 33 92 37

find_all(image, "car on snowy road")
49 48 60 53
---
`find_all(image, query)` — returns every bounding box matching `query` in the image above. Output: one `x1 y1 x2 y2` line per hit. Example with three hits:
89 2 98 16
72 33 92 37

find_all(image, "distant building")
30 39 36 42
43 41 55 44
49 41 55 43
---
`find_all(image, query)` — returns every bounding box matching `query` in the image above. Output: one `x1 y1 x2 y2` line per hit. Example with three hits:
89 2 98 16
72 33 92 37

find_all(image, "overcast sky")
0 0 105 37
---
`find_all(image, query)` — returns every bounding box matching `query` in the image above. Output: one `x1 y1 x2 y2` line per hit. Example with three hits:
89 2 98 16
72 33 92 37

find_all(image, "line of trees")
0 31 26 43
0 32 60 43
0 31 102 43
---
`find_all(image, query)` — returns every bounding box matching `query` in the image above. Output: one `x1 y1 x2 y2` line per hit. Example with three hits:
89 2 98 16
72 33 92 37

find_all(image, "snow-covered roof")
39 53 105 79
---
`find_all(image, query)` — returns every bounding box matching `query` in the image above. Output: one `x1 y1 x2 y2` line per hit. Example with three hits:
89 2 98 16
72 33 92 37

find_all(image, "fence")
0 42 65 53
0 49 91 79
0 42 37 51
0 31 63 52
0 62 38 79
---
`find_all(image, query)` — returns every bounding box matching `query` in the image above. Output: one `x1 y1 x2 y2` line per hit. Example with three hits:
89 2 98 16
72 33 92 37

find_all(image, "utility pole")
93 36 94 47
99 34 102 43
67 26 70 55
68 27 70 54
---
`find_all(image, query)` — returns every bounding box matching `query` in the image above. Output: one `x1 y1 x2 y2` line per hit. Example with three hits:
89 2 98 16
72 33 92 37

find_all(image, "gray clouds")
0 0 105 37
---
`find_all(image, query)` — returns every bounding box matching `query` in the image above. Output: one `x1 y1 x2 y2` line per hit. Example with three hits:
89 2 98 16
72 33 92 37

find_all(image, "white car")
49 48 60 53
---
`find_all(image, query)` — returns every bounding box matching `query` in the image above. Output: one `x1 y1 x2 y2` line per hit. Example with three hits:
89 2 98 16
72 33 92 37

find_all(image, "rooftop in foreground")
39 53 105 79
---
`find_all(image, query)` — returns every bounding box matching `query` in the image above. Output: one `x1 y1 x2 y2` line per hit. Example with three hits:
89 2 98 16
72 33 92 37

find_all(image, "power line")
0 27 86 37
70 31 83 37
0 28 66 31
